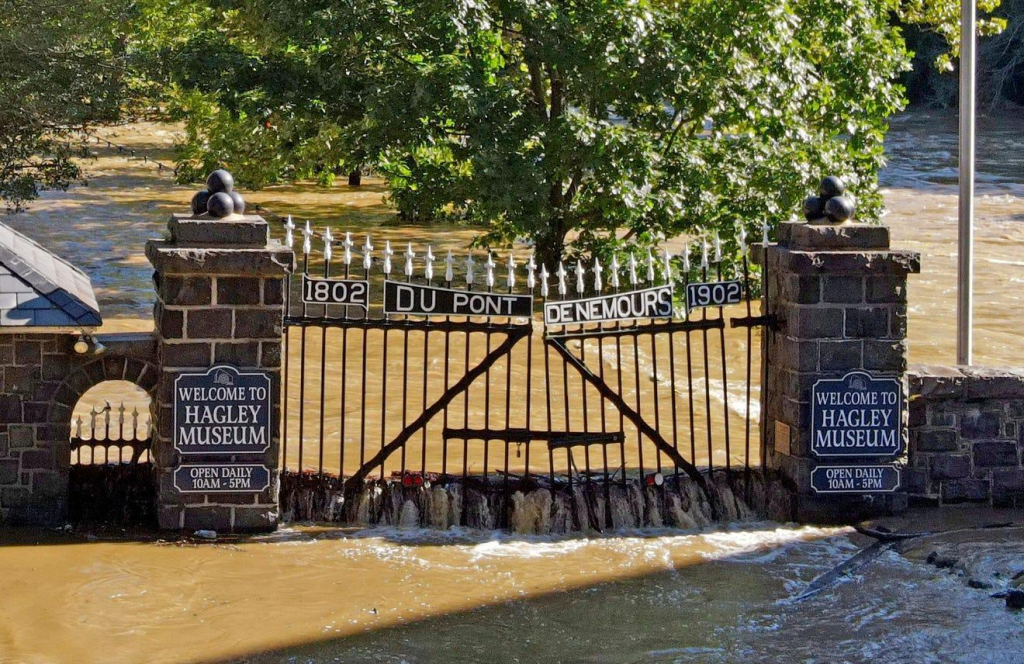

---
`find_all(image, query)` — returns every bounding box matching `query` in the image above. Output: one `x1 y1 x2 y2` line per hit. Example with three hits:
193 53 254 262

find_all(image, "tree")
150 1 1001 265
360 0 912 266
0 0 130 211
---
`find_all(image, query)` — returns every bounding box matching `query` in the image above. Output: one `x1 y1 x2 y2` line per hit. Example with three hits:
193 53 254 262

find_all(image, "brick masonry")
907 364 1024 507
0 333 157 525
754 221 920 523
147 214 293 532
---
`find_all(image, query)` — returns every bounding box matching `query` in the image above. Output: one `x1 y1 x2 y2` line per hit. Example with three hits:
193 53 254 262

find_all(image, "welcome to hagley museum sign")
174 366 272 455
810 370 904 495
811 371 902 457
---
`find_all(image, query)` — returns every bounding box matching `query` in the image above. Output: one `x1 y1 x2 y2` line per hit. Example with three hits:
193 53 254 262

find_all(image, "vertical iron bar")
717 261 732 473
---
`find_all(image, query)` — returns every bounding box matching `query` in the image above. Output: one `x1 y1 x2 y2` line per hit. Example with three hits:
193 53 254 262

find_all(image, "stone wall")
907 365 1024 507
0 332 157 525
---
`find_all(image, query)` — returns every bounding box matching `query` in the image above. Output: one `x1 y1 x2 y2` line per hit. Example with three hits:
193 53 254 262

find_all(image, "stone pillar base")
755 220 920 524
147 212 293 533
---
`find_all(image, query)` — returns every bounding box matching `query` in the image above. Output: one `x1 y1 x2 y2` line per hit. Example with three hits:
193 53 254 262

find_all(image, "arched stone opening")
45 354 159 526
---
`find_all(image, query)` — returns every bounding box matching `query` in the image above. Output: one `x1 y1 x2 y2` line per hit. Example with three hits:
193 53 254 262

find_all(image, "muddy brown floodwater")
0 111 1022 662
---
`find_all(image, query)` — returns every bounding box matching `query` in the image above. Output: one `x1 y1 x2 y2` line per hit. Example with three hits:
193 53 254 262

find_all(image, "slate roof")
0 222 102 328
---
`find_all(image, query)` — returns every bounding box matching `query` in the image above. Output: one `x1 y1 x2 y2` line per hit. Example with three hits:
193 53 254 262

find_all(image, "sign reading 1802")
301 274 369 308
686 280 742 312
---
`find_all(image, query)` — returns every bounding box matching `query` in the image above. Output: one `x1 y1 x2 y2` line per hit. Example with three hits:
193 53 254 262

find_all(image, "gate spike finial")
484 253 496 288
424 246 435 282
713 231 722 263
301 220 313 255
662 249 672 283
540 264 550 297
362 236 373 271
556 262 567 296
628 253 638 286
383 240 393 275
526 254 537 290
762 221 770 246
284 215 295 248
592 257 603 292
323 227 334 261
575 260 585 295
342 232 354 266
701 238 709 270
646 249 656 283
445 250 455 283
738 226 748 255
506 253 517 290
465 253 475 286
610 255 620 289
682 241 691 273
74 416 82 438
404 242 415 277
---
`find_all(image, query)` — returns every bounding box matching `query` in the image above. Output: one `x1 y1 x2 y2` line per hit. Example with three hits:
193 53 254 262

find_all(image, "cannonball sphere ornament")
206 169 234 194
818 175 846 200
228 191 246 215
206 191 235 218
803 195 827 221
824 195 855 223
190 190 212 216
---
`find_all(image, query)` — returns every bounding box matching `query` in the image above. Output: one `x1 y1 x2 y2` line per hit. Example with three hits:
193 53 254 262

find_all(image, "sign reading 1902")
301 274 369 308
686 280 742 312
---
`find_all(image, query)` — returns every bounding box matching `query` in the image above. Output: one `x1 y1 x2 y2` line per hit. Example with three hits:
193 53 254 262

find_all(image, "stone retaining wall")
907 365 1024 507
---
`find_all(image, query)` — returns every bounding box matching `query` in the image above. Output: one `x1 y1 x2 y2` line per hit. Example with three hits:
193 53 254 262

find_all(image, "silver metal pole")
957 0 976 366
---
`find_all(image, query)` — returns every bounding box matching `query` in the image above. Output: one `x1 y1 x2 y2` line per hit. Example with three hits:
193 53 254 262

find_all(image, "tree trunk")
535 222 568 273
348 168 362 186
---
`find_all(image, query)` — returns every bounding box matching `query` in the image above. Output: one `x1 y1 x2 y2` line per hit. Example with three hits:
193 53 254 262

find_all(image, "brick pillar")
755 221 920 523
146 213 293 532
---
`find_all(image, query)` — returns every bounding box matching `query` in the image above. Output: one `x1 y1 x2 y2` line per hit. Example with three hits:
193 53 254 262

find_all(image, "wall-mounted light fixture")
74 333 106 356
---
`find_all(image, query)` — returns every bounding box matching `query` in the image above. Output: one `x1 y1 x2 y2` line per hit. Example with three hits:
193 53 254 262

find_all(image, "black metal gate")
280 220 766 524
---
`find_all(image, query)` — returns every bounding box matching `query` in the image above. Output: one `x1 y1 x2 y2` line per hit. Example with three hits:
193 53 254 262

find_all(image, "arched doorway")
48 355 159 527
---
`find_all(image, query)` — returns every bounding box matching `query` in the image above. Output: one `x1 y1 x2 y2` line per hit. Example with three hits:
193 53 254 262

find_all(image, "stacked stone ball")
803 176 855 223
190 169 246 218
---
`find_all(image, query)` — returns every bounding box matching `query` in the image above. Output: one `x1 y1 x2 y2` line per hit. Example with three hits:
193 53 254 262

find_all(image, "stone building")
0 222 103 524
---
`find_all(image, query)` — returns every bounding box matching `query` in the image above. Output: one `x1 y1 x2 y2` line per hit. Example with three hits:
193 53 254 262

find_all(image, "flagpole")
957 0 976 366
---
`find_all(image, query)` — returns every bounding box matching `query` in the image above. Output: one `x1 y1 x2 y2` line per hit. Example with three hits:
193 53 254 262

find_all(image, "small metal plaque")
544 285 673 326
384 281 533 317
174 366 272 455
775 420 791 456
811 371 902 458
811 465 901 494
174 464 271 493
301 275 369 308
685 280 742 312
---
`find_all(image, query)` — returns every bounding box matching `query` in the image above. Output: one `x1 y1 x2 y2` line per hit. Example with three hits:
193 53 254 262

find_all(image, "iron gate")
280 220 767 523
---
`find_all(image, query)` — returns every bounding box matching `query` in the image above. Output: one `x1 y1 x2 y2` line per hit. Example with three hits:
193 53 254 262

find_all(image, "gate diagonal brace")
547 337 722 520
345 327 531 489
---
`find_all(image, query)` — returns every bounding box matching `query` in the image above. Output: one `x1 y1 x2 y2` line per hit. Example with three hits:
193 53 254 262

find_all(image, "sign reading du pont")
811 371 903 458
174 366 272 455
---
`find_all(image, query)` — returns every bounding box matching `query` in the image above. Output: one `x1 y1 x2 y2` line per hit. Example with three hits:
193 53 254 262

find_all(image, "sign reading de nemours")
174 366 272 455
811 465 901 494
543 285 673 326
174 464 271 493
811 370 903 458
383 281 533 317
